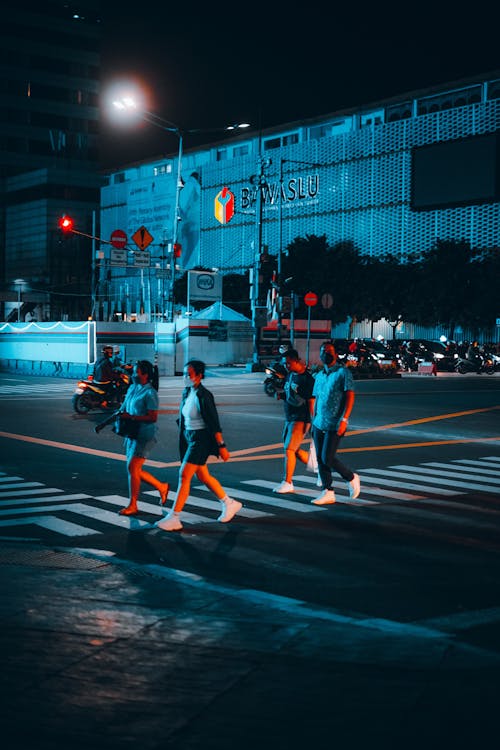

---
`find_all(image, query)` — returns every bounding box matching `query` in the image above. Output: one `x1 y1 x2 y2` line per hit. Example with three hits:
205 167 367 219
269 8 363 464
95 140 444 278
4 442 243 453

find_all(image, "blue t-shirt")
312 364 354 431
123 382 158 441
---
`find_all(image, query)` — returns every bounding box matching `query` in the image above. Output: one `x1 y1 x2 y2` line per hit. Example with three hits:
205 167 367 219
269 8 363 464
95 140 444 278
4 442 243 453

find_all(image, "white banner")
188 271 222 302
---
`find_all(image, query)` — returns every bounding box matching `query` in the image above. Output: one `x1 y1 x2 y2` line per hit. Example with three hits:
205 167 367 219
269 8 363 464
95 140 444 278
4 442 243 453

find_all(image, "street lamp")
112 95 250 321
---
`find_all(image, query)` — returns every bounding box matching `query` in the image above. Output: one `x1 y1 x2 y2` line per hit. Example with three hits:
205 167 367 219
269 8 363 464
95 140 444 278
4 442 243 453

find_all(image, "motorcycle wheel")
264 380 276 397
484 364 495 375
72 392 95 414
457 363 468 374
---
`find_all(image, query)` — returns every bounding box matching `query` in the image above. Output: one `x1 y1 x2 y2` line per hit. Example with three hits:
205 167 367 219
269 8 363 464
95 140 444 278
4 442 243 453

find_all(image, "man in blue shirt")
311 340 360 504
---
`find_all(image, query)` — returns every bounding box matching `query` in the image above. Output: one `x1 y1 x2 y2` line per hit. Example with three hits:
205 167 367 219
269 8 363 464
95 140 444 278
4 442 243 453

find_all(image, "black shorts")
182 428 212 466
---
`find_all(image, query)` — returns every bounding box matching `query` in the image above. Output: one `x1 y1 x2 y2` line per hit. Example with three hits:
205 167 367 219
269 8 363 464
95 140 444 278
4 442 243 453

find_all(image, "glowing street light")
111 92 250 321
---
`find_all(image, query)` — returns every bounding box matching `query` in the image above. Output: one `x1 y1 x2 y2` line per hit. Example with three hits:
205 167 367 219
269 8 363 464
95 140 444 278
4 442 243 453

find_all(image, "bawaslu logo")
214 186 235 224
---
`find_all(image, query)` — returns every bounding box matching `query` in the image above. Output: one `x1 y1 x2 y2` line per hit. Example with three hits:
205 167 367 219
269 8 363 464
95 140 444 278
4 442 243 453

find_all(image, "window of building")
263 131 300 151
153 163 172 176
233 144 250 157
360 110 384 127
114 173 126 184
216 148 227 161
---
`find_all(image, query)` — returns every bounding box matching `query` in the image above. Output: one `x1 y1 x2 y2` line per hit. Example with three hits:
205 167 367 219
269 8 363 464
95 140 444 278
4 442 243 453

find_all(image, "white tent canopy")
190 302 250 322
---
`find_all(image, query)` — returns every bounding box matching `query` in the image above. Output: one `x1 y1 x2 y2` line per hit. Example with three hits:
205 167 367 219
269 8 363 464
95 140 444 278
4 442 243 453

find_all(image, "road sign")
133 251 150 267
132 225 154 251
321 293 333 309
110 248 127 265
110 229 127 249
304 291 318 307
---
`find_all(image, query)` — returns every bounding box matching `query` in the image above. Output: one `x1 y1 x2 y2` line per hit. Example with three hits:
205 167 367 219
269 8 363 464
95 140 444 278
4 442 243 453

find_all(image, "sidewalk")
1 539 499 749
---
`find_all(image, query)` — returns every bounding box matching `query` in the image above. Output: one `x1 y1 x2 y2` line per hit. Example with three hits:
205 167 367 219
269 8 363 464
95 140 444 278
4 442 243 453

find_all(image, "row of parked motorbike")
262 341 500 397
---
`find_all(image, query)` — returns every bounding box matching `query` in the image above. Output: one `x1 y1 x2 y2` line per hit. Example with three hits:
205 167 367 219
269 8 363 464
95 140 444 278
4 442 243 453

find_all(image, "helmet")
113 345 120 354
278 344 289 355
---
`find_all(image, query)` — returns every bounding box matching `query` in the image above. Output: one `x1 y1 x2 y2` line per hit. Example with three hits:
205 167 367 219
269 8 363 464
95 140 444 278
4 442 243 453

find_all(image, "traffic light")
58 215 74 233
173 243 182 258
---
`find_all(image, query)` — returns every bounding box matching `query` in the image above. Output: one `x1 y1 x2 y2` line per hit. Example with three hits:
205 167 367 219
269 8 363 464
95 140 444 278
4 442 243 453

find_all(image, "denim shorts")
124 436 157 460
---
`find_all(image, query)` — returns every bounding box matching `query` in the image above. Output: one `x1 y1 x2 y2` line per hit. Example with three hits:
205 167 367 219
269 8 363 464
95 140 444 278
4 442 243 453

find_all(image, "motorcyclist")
466 341 482 367
93 345 123 407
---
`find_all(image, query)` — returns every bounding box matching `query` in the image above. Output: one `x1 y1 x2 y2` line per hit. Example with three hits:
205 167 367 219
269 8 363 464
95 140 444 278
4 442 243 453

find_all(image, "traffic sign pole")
304 291 318 366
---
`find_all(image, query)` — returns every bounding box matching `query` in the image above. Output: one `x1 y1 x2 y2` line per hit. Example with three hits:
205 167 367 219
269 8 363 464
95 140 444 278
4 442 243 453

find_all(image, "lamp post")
112 96 250 322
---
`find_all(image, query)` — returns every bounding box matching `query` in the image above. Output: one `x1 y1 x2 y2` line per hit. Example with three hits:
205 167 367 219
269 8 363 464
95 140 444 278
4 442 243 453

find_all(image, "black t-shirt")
283 369 315 422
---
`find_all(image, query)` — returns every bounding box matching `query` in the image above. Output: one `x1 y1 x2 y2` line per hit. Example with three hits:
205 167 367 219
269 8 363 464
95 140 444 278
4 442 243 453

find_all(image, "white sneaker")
311 489 336 505
348 473 361 500
273 481 294 494
218 498 242 523
316 475 322 487
155 514 183 532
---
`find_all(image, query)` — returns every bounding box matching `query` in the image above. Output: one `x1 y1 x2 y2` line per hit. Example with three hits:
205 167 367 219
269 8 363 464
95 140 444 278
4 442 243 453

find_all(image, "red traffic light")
173 243 182 258
58 215 74 232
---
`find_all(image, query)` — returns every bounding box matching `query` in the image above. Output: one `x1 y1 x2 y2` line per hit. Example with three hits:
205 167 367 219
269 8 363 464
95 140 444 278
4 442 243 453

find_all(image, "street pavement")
1 535 499 750
1 368 499 749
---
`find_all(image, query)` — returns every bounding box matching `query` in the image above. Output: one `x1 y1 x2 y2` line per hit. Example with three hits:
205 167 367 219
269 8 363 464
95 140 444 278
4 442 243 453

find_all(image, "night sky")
99 3 499 169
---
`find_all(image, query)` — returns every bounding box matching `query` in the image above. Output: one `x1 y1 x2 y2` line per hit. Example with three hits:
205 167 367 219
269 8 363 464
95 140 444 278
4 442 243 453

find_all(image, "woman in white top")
155 359 241 532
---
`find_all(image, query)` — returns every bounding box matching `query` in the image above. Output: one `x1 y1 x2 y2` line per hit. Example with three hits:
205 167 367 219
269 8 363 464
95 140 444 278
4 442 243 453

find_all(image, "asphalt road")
1 369 500 748
1 369 499 618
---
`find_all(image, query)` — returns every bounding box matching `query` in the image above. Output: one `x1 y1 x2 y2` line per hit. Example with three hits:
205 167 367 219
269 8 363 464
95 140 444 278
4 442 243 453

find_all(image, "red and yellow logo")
214 186 235 224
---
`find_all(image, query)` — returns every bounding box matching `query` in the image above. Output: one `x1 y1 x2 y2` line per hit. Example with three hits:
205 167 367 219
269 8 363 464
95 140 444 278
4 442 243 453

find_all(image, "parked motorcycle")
72 371 131 413
455 354 495 375
263 360 287 397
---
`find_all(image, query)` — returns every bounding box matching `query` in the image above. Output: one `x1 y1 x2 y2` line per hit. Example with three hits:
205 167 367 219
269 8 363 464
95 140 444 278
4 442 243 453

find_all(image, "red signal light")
173 243 182 258
58 215 74 232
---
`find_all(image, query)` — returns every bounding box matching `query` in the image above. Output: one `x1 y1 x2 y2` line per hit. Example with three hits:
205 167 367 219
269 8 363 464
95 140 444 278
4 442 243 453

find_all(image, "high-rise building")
0 0 103 321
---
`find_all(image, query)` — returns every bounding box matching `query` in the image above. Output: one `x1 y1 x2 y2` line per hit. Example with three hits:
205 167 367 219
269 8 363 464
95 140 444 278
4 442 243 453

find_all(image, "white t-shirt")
182 388 205 430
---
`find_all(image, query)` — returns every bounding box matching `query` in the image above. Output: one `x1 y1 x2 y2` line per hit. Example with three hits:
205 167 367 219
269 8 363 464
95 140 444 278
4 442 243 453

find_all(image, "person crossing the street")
311 340 361 505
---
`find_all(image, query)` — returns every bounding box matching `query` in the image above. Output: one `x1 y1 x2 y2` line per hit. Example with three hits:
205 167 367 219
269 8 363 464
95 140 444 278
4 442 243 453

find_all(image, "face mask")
320 351 334 365
132 375 141 384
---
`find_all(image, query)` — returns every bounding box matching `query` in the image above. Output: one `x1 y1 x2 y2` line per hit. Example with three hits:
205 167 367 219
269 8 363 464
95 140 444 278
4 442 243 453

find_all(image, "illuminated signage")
214 186 235 224
241 174 319 210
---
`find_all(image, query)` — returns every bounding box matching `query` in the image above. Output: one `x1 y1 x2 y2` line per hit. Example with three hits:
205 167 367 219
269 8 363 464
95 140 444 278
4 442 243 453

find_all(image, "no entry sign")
110 229 127 249
304 291 318 307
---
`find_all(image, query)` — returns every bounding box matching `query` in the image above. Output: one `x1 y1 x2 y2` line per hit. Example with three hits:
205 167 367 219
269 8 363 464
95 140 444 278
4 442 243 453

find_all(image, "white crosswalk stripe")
0 455 499 538
0 383 72 396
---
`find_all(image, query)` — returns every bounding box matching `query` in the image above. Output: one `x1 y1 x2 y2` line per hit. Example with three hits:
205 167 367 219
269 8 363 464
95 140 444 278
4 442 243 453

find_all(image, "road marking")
0 515 97 536
197 483 324 512
450 459 500 470
0 487 64 499
95 495 209 525
421 462 500 480
0 493 92 507
142 490 269 518
294 474 423 502
356 471 463 495
387 465 500 492
1 454 499 539
250 477 378 505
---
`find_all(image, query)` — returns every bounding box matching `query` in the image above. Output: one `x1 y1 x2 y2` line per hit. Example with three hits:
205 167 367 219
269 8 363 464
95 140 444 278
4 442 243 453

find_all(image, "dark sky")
99 3 500 170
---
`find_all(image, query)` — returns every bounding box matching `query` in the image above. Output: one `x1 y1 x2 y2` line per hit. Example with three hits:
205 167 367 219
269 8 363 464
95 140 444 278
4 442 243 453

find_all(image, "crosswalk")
0 382 73 397
0 456 499 540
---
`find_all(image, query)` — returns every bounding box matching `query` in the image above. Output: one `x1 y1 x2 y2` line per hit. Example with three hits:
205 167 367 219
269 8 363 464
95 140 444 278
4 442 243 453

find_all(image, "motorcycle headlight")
265 368 272 375
434 353 444 359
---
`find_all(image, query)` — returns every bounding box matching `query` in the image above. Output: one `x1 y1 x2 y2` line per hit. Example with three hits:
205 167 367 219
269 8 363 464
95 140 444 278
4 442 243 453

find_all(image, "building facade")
99 71 500 322
0 0 102 321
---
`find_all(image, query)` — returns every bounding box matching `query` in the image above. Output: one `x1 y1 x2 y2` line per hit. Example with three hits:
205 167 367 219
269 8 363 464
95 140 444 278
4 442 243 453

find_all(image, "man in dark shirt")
273 349 315 494
93 346 122 406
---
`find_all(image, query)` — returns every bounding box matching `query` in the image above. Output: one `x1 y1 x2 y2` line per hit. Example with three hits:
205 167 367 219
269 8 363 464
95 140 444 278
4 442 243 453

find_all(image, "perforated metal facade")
199 98 500 270
100 73 500 320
